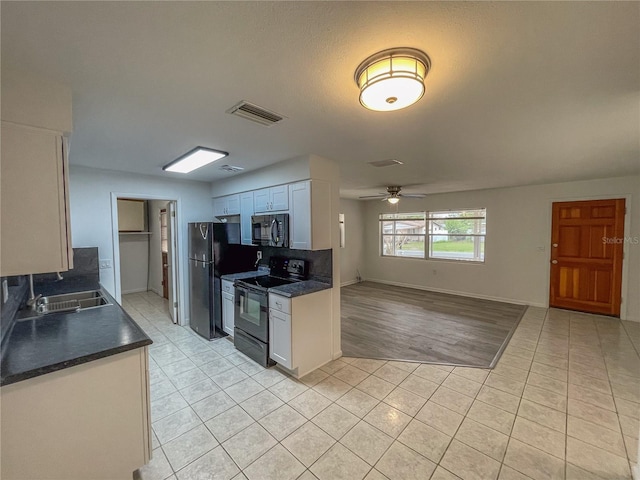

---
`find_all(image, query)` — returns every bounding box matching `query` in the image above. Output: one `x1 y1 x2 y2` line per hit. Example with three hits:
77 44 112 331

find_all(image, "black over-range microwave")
251 214 289 247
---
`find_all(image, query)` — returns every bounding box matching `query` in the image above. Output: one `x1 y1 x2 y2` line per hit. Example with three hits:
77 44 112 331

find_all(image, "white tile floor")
126 291 640 480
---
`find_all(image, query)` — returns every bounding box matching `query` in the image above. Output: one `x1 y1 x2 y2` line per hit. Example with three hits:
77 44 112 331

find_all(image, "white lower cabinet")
269 290 332 378
0 347 151 480
222 280 235 336
269 308 292 368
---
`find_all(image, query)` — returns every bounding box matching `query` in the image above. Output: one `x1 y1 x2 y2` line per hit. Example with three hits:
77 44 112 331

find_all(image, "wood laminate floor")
341 282 527 367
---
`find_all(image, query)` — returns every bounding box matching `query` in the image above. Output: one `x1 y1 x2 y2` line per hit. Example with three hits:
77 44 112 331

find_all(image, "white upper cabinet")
254 185 289 213
289 180 331 251
117 199 146 232
240 192 255 245
0 70 74 276
270 185 289 211
213 194 240 217
1 123 73 276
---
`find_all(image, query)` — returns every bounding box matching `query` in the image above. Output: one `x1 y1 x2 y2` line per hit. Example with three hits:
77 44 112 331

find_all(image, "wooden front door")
550 199 625 316
162 252 169 299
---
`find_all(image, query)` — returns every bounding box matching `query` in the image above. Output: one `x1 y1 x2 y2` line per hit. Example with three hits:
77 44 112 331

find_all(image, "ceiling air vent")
219 164 245 173
368 159 404 168
226 101 285 126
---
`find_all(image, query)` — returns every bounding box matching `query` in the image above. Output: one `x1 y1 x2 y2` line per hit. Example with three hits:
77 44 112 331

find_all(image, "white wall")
362 175 640 321
148 200 169 296
210 155 311 197
1 66 72 134
340 199 365 286
69 165 213 323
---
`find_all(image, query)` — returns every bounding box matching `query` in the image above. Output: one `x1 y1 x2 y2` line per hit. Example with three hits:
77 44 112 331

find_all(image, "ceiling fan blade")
359 194 387 199
400 193 427 198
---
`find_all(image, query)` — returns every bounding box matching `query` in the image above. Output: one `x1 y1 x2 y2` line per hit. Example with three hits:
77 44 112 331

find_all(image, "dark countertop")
1 287 152 387
221 270 267 282
269 279 331 298
221 271 331 298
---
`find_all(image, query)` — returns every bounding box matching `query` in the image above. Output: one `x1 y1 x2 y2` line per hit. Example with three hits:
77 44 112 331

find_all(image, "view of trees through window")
380 209 486 262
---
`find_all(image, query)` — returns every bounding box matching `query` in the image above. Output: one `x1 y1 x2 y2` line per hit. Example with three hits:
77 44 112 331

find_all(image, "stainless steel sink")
18 290 111 320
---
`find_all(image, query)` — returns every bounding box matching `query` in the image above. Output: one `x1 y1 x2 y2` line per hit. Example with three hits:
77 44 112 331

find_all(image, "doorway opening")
111 195 180 324
549 198 626 316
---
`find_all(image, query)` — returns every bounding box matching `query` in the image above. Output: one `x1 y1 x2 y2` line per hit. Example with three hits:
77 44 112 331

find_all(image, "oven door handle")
236 283 265 295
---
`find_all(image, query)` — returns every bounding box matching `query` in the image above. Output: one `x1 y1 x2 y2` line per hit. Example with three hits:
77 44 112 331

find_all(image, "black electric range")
235 256 309 291
233 257 308 367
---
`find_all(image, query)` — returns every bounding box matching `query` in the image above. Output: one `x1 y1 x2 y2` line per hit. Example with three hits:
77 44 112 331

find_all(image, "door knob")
552 243 558 248
551 260 558 264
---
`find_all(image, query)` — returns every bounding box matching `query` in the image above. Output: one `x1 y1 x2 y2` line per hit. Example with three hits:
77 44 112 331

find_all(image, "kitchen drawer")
222 280 234 294
268 293 291 315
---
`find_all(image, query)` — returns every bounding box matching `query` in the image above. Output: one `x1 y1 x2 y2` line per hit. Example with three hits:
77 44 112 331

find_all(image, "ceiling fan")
359 186 427 204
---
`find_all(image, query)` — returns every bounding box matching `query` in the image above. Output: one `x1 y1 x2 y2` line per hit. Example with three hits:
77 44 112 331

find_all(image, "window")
160 210 168 253
379 208 486 262
428 209 486 262
380 212 426 258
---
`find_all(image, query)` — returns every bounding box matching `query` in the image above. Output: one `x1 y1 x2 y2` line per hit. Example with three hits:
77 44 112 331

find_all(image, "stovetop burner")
237 276 297 289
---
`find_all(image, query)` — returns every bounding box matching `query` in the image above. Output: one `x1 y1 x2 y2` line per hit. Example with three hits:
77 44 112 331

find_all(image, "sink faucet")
26 274 42 310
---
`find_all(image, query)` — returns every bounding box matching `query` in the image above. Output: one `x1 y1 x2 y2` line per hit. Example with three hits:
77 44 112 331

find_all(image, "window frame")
379 212 427 259
427 209 486 263
379 208 486 263
160 209 168 254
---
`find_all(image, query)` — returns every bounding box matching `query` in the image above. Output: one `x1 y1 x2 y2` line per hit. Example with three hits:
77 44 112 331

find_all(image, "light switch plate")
2 279 8 304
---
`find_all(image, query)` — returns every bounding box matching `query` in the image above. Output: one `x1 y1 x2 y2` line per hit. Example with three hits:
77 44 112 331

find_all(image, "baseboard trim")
332 350 343 360
341 279 359 287
121 287 148 295
363 278 544 308
148 287 161 296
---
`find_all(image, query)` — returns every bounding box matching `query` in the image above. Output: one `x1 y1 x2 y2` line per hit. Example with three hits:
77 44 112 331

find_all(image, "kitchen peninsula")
0 248 153 480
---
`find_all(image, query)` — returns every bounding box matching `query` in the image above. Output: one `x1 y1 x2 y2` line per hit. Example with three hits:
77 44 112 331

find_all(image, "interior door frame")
545 193 632 319
166 201 178 323
110 192 184 325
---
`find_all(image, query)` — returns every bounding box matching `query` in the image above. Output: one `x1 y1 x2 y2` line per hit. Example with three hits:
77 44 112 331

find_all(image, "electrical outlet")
99 259 112 269
2 279 8 304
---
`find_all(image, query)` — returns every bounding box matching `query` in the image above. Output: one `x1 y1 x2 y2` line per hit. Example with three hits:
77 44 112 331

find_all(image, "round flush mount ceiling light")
354 47 431 112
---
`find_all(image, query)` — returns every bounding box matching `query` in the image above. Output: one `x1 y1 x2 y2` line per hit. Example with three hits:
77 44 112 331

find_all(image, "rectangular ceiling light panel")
163 147 228 173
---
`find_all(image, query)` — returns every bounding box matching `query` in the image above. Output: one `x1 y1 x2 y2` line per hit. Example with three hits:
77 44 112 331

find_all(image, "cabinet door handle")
275 301 282 308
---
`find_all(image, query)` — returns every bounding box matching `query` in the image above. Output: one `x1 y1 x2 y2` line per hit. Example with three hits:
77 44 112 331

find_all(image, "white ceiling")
2 2 638 198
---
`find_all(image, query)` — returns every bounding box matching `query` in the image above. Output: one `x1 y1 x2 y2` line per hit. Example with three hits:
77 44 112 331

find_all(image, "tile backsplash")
259 247 332 284
0 247 100 349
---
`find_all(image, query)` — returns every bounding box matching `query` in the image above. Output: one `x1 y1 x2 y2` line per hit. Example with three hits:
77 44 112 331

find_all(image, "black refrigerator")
188 222 257 340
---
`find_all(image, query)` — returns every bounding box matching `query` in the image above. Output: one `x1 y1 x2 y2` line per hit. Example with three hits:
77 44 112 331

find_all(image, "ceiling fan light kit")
360 185 427 203
354 47 431 112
